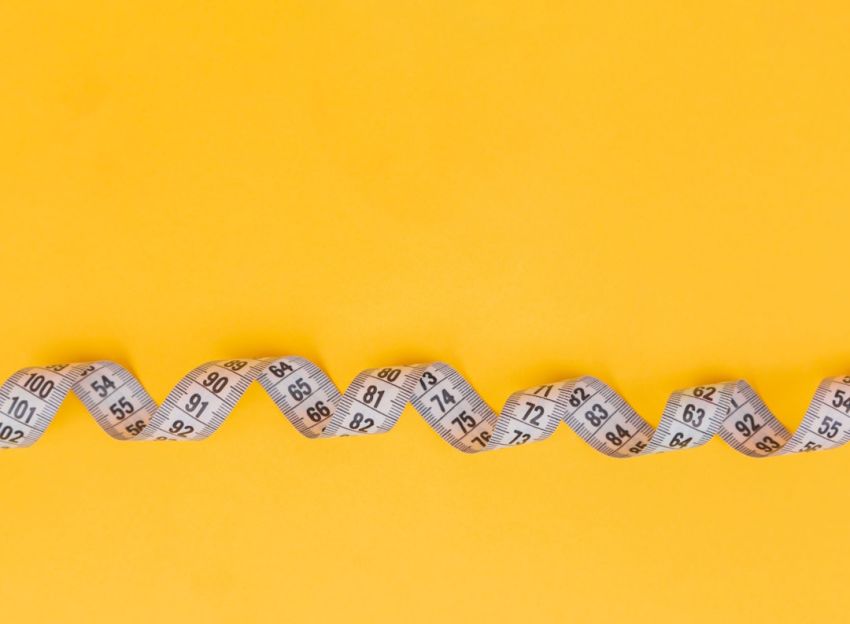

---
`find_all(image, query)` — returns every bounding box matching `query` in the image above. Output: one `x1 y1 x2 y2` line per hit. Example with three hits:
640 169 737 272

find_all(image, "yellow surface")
1 1 849 622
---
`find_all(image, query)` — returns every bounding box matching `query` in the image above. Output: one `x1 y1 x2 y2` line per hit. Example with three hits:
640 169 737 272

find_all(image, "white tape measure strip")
0 358 848 456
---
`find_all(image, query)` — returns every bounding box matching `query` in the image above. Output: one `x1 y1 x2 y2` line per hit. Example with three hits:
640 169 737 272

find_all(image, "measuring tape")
0 357 848 456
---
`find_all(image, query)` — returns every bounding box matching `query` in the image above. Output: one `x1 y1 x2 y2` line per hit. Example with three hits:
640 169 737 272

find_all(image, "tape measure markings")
1 358 850 459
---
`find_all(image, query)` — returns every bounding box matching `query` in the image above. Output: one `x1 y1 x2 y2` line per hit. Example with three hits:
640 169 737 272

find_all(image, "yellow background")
1 1 849 622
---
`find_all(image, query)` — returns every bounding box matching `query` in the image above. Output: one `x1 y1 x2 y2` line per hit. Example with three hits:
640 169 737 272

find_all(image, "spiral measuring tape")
0 357 849 457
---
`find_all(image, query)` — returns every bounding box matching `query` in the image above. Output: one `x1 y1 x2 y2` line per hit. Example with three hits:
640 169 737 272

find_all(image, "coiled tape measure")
0 357 848 456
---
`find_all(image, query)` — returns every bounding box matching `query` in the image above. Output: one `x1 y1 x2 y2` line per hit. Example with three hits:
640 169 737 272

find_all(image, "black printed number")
8 396 36 424
377 368 401 383
510 430 531 445
584 404 609 427
734 413 761 437
202 371 229 394
124 420 146 436
429 389 456 413
817 416 841 439
269 361 294 378
755 435 780 453
222 360 247 371
832 390 850 413
682 403 705 427
306 401 330 422
363 385 385 408
91 375 116 398
669 432 692 448
184 394 208 418
692 386 716 401
419 371 438 391
23 373 55 399
471 431 491 447
109 397 135 421
605 424 632 447
451 410 477 434
168 420 194 437
522 402 545 426
0 425 24 444
349 413 374 432
569 387 589 408
287 378 312 401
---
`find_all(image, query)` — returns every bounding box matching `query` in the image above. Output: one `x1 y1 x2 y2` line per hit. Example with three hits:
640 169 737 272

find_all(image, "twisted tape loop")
1 357 847 457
